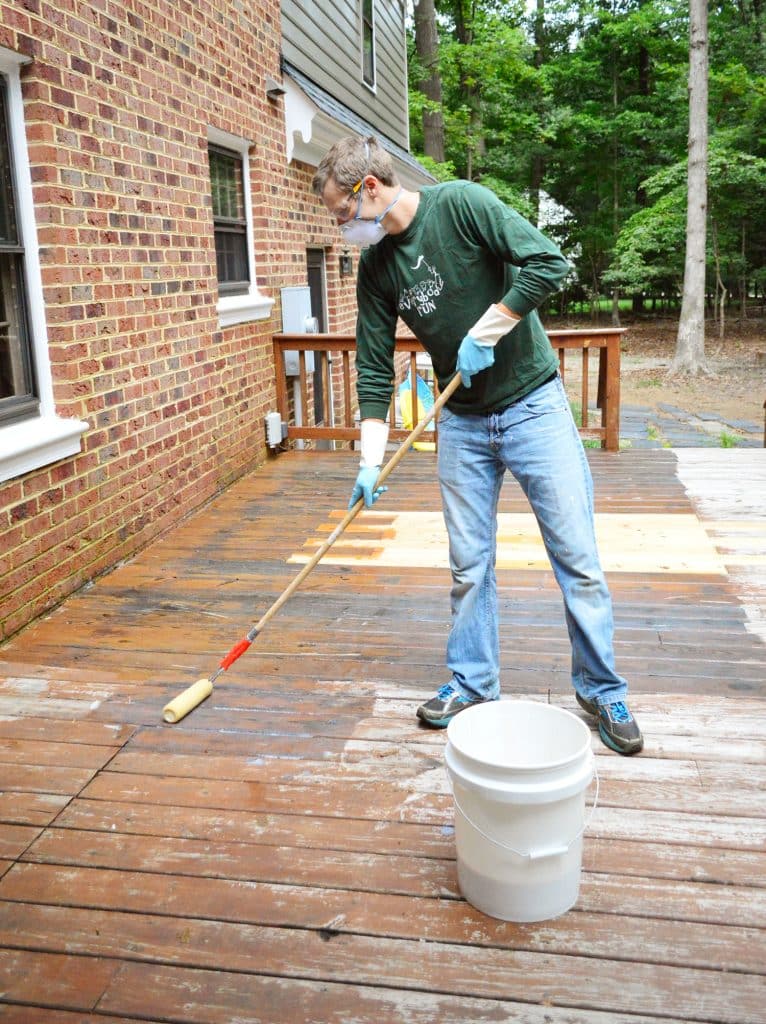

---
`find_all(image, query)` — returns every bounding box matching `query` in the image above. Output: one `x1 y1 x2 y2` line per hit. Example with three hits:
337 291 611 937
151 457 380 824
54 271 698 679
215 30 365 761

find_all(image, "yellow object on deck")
399 375 436 452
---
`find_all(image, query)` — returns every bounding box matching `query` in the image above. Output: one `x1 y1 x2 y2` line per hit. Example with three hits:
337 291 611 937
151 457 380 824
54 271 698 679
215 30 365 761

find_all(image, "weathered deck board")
75 744 766 817
0 826 40 862
1 863 763 972
0 448 764 1022
0 948 122 1012
0 899 764 1021
23 792 766 886
0 792 70 828
8 831 766 931
0 954 721 1024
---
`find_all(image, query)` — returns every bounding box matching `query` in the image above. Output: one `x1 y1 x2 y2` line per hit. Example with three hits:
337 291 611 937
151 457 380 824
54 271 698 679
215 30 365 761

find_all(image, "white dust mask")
340 217 387 248
340 188 403 248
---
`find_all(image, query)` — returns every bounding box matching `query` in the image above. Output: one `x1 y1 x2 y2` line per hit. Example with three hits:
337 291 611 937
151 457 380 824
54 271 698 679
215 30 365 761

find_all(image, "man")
312 135 643 756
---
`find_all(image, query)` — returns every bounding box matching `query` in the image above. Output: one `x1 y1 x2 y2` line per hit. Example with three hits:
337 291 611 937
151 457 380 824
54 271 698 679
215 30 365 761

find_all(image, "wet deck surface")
0 448 764 1023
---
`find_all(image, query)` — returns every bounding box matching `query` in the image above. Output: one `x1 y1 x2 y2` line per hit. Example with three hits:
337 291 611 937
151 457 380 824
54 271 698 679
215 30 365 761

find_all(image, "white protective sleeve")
359 418 389 468
469 304 521 347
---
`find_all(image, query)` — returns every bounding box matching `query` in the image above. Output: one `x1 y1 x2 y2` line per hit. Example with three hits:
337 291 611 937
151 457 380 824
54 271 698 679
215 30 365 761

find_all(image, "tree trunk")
453 1 483 179
750 0 763 44
740 220 748 318
672 0 710 375
711 220 726 341
633 43 650 316
413 0 445 162
529 0 546 225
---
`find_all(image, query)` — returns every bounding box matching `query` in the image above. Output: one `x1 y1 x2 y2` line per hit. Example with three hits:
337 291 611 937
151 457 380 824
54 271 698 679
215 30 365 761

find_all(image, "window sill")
217 289 274 329
0 414 88 483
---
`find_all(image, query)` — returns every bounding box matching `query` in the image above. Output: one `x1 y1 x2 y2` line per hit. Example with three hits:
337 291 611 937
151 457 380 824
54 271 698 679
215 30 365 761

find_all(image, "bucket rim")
445 742 594 804
446 698 592 773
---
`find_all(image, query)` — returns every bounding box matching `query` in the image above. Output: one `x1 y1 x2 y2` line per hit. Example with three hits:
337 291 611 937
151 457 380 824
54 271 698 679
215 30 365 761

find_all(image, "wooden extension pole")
162 373 462 724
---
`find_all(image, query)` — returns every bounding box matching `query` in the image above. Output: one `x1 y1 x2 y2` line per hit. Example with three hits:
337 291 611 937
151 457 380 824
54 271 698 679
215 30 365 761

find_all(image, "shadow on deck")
0 447 764 1023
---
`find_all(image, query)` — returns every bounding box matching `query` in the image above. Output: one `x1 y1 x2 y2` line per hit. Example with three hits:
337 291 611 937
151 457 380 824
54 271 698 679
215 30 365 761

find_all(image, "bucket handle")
449 761 599 862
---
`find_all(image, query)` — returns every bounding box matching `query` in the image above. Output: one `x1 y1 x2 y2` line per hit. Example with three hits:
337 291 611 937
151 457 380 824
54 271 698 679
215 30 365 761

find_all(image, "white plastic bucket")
445 699 597 922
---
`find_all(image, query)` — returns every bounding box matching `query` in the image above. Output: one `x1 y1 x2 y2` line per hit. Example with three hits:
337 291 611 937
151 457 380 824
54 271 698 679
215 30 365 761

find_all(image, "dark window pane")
0 252 36 421
209 144 249 294
362 1 375 86
215 227 249 292
0 82 18 245
0 76 36 425
363 37 374 85
210 146 244 221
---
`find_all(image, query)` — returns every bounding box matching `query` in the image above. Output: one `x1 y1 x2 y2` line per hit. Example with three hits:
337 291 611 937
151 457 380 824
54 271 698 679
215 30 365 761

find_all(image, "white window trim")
361 0 377 94
0 47 87 484
207 126 273 328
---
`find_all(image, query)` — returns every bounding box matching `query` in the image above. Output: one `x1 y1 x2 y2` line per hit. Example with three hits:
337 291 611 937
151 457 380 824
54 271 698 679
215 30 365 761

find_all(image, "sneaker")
576 692 644 756
416 683 485 728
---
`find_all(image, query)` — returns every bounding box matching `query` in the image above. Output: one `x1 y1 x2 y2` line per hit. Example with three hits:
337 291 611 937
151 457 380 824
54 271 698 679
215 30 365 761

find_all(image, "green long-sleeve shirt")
355 180 569 419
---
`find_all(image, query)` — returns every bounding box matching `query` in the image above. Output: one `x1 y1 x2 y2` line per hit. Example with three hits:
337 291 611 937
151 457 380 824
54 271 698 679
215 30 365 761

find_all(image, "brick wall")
0 0 358 641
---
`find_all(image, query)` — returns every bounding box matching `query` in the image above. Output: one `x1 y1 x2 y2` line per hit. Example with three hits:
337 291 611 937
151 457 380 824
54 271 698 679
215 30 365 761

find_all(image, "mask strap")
375 187 403 226
351 141 372 221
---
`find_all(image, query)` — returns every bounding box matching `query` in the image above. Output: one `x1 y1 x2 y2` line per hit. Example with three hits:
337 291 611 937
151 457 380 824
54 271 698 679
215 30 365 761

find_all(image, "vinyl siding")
281 0 409 148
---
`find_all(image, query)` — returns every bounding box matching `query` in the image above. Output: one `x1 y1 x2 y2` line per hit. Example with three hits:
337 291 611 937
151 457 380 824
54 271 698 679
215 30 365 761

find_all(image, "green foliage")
605 143 766 295
477 175 537 221
406 0 766 305
603 190 686 293
415 153 459 183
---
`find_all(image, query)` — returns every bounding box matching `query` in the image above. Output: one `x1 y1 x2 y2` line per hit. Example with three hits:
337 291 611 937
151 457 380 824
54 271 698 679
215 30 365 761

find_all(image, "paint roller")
162 372 462 724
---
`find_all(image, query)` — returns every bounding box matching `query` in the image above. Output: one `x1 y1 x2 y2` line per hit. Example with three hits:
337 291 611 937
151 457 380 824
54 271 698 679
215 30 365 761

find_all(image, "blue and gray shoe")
416 683 485 728
576 692 644 755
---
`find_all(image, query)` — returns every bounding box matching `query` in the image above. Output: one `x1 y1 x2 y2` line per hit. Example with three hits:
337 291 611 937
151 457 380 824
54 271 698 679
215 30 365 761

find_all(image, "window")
362 0 376 89
209 144 249 295
0 47 86 483
0 76 36 425
206 127 273 328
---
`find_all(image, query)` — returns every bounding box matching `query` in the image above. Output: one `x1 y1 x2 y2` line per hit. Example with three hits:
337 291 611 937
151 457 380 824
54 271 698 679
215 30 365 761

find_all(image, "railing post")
603 334 620 451
581 346 589 430
273 339 289 428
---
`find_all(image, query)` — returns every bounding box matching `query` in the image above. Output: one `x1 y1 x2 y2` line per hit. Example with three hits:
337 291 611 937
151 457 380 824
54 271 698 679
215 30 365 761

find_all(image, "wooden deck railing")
273 328 623 451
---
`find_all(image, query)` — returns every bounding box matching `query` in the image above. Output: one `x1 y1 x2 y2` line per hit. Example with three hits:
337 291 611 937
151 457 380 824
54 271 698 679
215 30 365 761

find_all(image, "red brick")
1 0 358 640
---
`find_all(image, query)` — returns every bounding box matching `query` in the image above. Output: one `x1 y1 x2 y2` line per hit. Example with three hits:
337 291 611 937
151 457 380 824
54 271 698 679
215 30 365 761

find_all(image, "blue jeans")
437 374 628 706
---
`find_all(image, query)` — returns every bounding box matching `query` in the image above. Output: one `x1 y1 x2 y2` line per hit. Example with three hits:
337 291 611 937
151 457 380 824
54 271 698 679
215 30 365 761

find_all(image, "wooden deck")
0 448 764 1024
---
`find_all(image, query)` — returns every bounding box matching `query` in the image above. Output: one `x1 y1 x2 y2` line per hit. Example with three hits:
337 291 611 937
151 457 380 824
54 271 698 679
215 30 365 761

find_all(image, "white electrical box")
280 286 317 376
265 411 284 447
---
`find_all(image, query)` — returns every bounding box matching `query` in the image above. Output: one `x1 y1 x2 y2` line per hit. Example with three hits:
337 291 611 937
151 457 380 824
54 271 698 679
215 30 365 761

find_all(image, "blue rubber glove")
349 465 388 509
456 334 495 388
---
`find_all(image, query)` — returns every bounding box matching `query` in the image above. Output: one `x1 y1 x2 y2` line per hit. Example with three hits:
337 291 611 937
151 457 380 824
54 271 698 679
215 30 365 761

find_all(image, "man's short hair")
312 135 398 196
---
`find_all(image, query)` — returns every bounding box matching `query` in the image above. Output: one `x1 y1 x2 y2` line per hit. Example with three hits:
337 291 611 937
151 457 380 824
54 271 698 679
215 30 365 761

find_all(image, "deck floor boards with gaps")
0 447 764 1023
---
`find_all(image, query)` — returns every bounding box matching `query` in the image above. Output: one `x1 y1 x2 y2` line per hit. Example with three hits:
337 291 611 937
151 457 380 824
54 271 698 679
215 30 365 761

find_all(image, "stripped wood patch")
291 511 729 575
0 448 764 1023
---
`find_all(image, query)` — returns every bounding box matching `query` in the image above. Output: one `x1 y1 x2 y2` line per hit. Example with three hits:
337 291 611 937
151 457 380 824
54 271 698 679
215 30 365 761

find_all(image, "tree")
672 0 709 374
530 0 547 225
605 145 766 325
603 189 686 298
404 0 765 318
409 1 535 188
542 0 688 314
413 0 446 162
